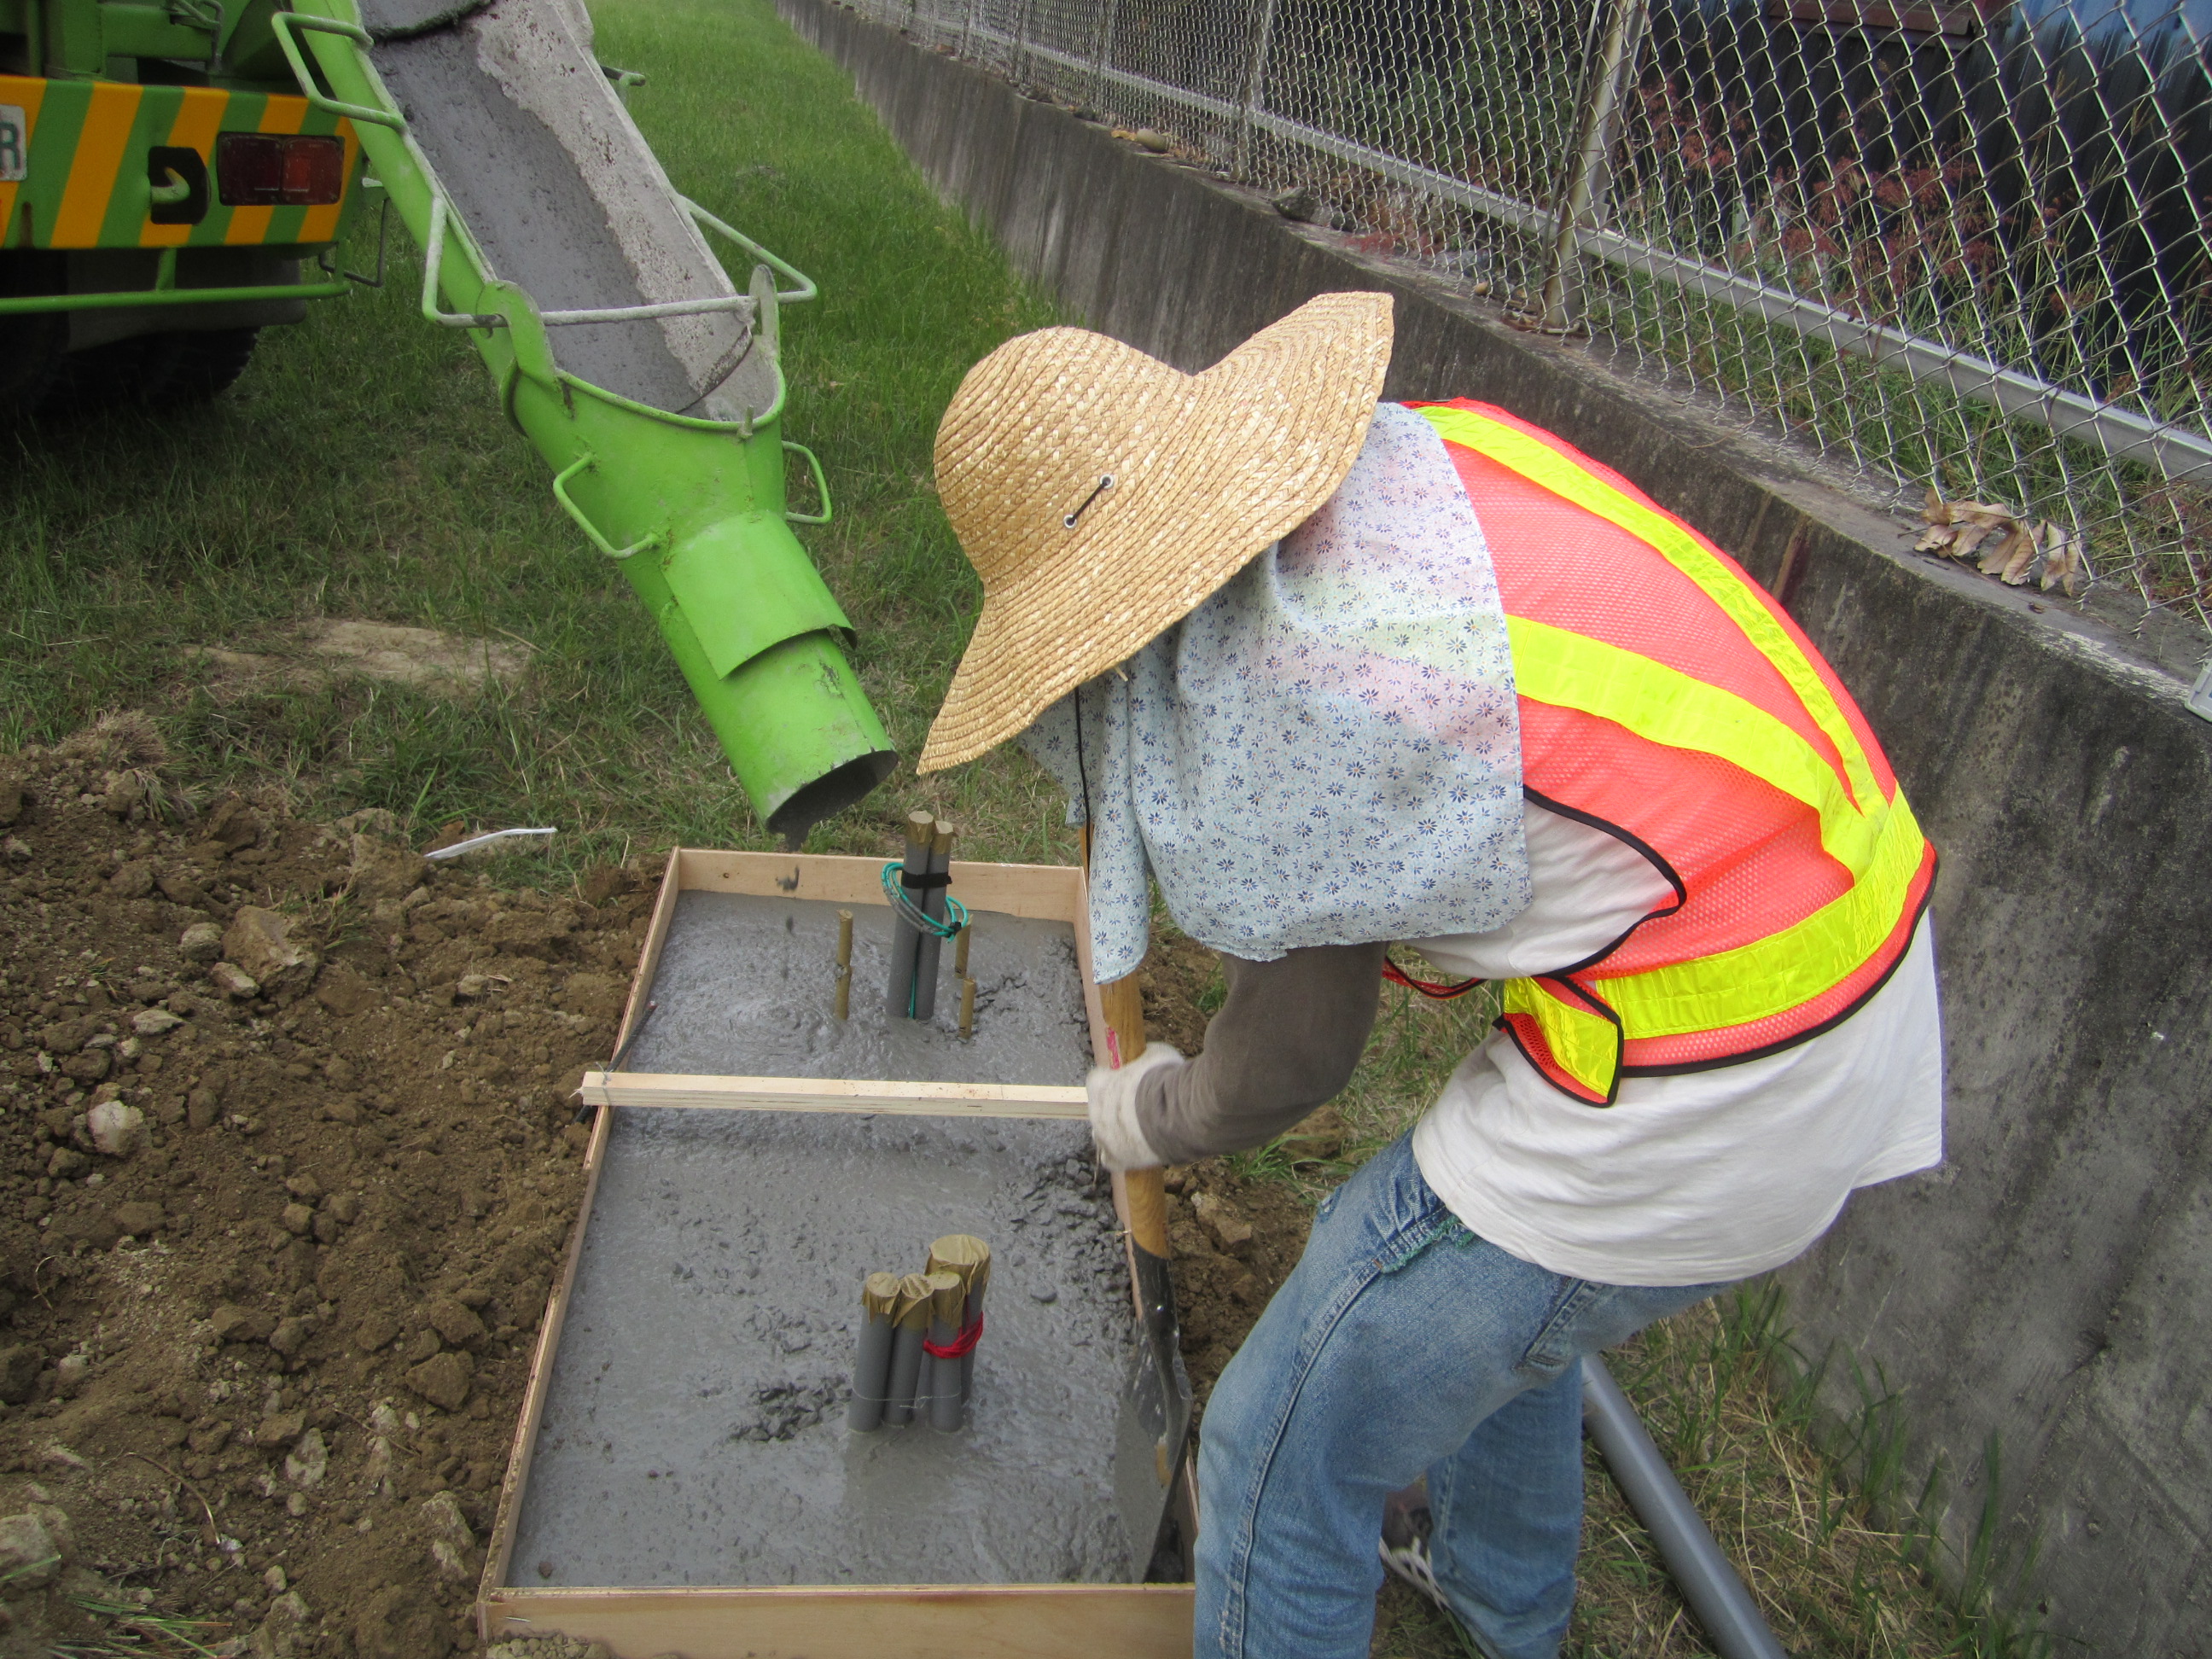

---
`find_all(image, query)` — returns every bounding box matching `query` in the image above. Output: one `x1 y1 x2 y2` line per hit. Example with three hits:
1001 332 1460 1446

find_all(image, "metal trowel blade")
1112 1242 1193 1580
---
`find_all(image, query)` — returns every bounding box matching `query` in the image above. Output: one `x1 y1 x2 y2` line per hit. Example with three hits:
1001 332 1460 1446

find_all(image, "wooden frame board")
575 848 1111 1110
478 849 1191 1658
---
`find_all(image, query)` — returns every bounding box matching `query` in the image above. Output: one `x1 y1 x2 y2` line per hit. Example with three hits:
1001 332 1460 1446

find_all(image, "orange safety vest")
1407 400 1936 1106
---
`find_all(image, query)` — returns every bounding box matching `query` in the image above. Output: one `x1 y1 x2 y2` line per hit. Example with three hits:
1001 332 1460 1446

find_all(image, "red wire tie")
923 1311 985 1359
1382 959 1485 1002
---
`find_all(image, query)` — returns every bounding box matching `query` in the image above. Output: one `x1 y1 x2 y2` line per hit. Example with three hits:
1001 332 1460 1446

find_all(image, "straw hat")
917 291 1394 773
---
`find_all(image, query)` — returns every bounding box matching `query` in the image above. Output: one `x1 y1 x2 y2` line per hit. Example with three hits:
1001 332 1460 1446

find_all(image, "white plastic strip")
425 826 558 861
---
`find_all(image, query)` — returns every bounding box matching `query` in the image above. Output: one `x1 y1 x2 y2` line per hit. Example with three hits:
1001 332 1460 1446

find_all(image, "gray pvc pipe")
911 835 952 1021
926 1313 965 1431
848 1307 894 1433
883 818 929 1020
1582 1355 1788 1659
882 1322 926 1427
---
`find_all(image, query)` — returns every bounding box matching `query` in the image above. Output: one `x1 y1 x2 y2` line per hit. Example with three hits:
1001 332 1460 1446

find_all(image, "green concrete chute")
279 0 895 844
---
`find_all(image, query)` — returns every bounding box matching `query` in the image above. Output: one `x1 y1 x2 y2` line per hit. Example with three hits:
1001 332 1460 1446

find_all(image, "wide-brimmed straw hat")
917 291 1394 773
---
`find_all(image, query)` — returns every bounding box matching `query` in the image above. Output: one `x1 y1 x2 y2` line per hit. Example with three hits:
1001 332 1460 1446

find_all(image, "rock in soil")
0 733 661 1654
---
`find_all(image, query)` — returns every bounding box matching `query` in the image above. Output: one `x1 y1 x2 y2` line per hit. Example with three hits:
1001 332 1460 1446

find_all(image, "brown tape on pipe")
925 1234 992 1301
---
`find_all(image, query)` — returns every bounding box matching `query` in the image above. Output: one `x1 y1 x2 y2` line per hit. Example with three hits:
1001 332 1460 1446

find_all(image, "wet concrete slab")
508 890 1136 1588
624 890 1091 1085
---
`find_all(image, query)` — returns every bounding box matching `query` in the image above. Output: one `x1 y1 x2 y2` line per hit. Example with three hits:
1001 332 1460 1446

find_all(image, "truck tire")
153 329 262 406
0 316 65 414
38 335 187 416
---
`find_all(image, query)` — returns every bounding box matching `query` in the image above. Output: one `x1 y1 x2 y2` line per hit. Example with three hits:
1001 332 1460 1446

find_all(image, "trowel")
1100 975 1196 1581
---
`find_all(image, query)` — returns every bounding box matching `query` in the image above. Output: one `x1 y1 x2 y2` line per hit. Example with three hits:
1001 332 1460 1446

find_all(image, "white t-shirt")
1406 800 1945 1287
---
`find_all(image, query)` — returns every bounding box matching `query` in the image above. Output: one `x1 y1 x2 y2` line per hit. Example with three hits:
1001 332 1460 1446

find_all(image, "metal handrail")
678 196 818 305
550 454 664 560
783 440 834 524
417 191 778 332
0 279 353 315
269 12 406 131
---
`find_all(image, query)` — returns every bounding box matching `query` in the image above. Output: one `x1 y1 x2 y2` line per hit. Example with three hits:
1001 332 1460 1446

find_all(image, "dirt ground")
0 717 1327 1657
0 718 647 1657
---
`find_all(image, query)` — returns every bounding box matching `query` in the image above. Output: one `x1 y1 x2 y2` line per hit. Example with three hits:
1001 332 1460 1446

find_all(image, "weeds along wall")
779 0 2212 1644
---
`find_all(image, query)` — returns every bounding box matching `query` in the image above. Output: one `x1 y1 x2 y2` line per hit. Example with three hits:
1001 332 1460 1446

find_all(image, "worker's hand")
1086 1043 1184 1172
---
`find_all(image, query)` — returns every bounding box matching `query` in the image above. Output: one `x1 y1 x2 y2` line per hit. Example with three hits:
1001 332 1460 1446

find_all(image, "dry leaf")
2040 523 2085 597
1921 490 2085 597
1980 521 2039 584
1947 521 1994 561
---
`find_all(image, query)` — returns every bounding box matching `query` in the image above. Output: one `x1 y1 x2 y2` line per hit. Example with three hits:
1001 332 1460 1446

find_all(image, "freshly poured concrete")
508 1109 1137 1586
622 891 1091 1084
362 0 775 419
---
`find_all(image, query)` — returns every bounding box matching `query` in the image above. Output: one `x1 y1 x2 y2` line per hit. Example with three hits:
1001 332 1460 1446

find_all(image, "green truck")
2 0 896 843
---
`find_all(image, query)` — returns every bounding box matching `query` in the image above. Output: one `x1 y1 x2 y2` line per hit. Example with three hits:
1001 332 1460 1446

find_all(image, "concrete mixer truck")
0 0 897 844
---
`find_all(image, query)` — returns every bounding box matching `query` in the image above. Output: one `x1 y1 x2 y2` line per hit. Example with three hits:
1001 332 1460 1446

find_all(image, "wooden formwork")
474 849 1195 1658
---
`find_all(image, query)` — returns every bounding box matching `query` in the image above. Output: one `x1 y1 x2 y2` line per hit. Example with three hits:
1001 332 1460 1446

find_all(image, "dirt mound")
0 732 654 1656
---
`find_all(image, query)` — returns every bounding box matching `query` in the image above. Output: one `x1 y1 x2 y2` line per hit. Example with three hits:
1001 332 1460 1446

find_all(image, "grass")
1 0 2043 1651
0 0 1062 874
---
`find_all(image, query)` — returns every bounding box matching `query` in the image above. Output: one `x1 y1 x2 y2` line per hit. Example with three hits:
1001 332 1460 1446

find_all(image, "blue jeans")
1194 1134 1729 1659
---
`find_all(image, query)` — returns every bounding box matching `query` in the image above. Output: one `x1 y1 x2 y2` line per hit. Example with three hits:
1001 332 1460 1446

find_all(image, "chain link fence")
851 0 2212 643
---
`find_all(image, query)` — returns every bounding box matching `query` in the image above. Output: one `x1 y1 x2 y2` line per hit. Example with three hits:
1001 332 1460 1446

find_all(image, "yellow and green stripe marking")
0 74 358 251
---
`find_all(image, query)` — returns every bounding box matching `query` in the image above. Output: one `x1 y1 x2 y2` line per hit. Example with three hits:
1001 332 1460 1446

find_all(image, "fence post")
1014 0 1033 84
1535 0 1649 332
1234 0 1283 179
1088 0 1121 110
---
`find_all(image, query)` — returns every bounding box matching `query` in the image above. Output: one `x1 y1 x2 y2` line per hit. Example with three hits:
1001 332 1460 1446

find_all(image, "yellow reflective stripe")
1601 795 1926 1037
52 81 142 247
1507 614 1880 874
1500 979 1618 1100
1503 795 1924 1088
1418 405 1884 816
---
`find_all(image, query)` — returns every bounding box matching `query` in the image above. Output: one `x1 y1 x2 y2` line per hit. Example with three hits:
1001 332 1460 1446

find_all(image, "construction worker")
917 292 1941 1659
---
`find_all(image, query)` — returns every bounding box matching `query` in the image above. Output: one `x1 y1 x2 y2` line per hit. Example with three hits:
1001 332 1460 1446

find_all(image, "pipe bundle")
848 1234 992 1434
884 811 958 1022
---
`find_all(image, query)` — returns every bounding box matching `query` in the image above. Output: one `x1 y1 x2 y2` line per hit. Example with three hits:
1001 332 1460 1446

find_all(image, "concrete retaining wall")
780 1 2212 1643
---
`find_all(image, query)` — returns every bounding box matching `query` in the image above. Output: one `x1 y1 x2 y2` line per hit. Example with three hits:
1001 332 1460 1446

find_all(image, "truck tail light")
214 134 346 207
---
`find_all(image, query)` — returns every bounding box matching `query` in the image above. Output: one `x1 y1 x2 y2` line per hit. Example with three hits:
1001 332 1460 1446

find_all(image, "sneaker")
1378 1480 1447 1612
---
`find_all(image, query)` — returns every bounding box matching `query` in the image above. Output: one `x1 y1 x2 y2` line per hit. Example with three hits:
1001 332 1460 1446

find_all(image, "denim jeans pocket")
1516 1278 1606 1379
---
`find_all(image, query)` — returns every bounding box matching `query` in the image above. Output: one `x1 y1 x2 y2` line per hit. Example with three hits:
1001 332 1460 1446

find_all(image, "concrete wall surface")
780 0 2212 1644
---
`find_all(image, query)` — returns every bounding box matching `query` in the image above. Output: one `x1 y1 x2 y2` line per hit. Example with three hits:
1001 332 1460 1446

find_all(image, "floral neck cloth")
1019 400 1530 985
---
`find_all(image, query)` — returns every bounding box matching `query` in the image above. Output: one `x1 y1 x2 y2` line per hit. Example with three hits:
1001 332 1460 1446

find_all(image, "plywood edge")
576 1071 1089 1118
481 1580 1194 1659
673 847 1084 923
478 1092 617 1622
607 847 689 1065
1071 863 1112 1069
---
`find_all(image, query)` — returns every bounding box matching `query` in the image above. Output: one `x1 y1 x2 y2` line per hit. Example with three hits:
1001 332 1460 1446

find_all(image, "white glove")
1086 1043 1185 1172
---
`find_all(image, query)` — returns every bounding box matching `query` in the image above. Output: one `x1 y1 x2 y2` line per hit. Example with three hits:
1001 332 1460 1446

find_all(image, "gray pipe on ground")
1582 1355 1788 1659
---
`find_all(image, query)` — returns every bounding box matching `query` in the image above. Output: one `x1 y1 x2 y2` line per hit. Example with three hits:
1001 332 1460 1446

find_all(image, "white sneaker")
1377 1480 1447 1612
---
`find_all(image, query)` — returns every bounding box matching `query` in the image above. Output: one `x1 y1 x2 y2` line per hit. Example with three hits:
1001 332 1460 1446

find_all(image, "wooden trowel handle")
1084 824 1171 1260
1100 969 1171 1259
